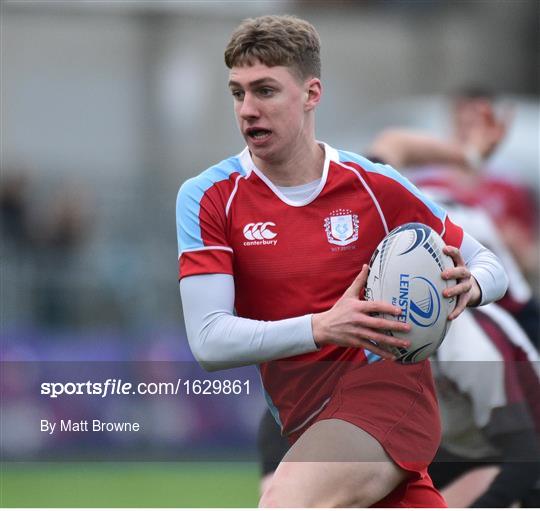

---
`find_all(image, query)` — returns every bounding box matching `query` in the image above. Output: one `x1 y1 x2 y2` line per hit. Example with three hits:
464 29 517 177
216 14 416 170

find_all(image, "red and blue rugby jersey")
177 143 463 434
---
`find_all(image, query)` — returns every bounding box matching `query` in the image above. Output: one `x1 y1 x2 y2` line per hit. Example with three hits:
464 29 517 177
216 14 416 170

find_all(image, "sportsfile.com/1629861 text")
40 378 251 398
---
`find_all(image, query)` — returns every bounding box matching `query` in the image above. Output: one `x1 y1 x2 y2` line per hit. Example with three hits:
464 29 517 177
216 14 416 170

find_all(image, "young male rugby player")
176 15 508 507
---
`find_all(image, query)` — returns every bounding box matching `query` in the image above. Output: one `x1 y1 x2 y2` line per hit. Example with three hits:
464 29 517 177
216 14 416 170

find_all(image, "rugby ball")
364 223 457 364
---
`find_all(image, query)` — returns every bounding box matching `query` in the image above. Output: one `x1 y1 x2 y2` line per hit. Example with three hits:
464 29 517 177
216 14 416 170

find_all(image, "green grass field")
0 462 260 507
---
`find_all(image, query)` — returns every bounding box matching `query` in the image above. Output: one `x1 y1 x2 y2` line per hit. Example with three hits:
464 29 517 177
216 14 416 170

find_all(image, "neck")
252 135 325 187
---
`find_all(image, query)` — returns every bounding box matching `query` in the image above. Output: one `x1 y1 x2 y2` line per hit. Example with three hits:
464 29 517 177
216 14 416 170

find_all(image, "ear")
304 78 322 111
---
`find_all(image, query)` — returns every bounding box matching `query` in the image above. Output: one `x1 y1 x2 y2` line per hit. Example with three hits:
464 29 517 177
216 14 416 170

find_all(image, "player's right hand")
311 264 411 360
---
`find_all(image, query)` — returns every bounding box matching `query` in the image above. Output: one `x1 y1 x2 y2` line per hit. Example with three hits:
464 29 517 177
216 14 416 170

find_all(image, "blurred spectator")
2 171 91 327
1 172 31 248
41 185 88 250
34 183 90 326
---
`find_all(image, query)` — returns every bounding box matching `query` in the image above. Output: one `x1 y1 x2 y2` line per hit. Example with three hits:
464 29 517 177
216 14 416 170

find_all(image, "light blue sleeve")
180 274 317 371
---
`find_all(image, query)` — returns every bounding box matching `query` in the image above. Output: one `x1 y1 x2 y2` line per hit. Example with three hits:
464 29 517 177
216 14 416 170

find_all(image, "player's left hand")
441 245 482 320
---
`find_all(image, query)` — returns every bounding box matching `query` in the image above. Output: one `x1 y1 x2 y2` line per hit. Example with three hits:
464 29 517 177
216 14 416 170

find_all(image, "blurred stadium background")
1 0 538 507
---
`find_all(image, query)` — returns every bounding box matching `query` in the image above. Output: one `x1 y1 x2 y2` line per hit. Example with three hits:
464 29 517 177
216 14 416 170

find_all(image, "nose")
239 92 260 120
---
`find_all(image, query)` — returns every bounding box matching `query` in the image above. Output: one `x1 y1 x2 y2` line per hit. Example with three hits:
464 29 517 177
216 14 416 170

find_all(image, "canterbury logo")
242 222 278 247
243 222 277 240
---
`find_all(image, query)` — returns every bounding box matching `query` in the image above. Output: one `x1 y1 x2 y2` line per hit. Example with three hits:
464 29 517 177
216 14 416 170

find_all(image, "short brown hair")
224 15 321 80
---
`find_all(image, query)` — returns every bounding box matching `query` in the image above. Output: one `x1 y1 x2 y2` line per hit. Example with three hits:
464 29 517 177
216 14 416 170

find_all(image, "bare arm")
368 129 469 169
368 105 510 170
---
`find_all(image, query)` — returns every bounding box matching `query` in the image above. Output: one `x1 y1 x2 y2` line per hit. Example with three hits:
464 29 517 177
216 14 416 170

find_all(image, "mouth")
245 127 273 143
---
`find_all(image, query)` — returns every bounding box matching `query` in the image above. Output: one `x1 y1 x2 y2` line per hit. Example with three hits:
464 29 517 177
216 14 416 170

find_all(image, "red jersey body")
177 144 463 435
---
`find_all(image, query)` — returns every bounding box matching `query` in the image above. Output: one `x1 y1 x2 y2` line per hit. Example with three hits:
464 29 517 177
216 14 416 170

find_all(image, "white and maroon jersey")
177 143 463 434
433 303 540 460
408 166 538 247
409 169 533 313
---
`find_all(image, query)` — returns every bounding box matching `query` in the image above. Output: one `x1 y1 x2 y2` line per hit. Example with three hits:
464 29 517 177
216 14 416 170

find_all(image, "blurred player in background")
371 88 540 347
177 15 508 507
369 96 539 349
371 87 539 283
451 87 538 279
370 108 540 505
430 302 540 508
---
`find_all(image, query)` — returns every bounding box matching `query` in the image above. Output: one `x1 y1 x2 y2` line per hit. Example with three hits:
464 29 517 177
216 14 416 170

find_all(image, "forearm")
460 232 508 306
180 274 317 371
368 129 468 169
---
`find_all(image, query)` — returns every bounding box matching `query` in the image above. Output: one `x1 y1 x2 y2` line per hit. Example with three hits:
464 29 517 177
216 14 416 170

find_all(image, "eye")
258 87 274 97
231 89 244 100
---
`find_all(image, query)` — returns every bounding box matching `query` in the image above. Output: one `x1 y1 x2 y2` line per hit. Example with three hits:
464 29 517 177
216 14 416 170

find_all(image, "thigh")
259 418 407 508
314 359 442 475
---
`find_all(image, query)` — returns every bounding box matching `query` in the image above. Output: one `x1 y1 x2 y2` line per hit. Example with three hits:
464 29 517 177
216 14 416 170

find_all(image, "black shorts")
257 408 289 476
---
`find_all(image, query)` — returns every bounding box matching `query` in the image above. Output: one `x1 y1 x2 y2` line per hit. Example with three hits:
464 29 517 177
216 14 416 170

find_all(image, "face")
228 62 321 163
452 97 495 144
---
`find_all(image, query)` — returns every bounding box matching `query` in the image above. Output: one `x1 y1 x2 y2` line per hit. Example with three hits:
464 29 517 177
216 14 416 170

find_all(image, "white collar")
238 142 339 207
